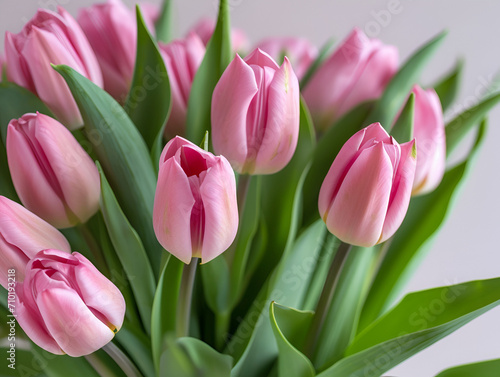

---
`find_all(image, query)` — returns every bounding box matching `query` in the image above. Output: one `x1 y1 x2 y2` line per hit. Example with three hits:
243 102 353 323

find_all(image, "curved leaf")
434 359 500 377
367 31 447 128
185 0 232 143
432 59 463 112
390 93 415 143
115 326 156 377
124 6 171 151
98 162 156 334
155 0 173 43
270 302 315 377
53 64 161 276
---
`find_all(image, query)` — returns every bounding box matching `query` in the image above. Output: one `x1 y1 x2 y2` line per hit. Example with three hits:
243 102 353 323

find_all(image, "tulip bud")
408 85 446 195
211 49 300 175
15 249 125 357
318 123 416 247
7 113 100 228
256 37 318 80
159 33 206 139
303 28 398 131
4 7 103 130
153 136 238 264
78 0 136 102
187 17 248 52
0 196 70 289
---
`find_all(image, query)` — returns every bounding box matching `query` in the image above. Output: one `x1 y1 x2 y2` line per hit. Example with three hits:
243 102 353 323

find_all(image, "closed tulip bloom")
4 7 103 130
0 196 70 289
78 0 136 101
7 113 100 228
303 28 398 131
188 17 248 52
318 123 417 247
153 136 238 264
212 49 300 175
15 249 125 357
159 33 205 139
256 37 318 79
409 85 446 195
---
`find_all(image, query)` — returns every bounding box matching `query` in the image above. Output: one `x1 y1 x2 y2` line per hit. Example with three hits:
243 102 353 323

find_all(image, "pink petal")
37 288 114 357
4 32 35 92
244 48 280 70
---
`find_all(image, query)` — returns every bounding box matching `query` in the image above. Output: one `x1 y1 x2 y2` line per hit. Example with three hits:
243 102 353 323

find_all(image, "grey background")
1 0 499 376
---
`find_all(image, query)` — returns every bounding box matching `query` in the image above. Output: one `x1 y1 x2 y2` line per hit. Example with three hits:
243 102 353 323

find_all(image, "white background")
1 0 499 376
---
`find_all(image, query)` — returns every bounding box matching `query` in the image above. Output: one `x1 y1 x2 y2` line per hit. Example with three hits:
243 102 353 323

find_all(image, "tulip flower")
211 49 300 175
256 37 318 79
0 196 70 289
187 17 248 52
4 7 103 130
159 33 206 139
318 123 417 247
15 249 125 357
78 0 137 101
153 136 238 264
303 28 398 131
7 112 100 228
408 85 446 195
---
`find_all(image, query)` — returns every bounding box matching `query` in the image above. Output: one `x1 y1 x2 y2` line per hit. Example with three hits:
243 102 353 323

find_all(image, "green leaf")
155 0 173 43
301 100 374 228
300 37 336 88
434 359 500 377
185 0 232 143
159 337 233 377
115 326 156 377
228 221 327 377
97 163 156 334
432 59 463 112
359 119 487 331
0 81 53 144
151 254 184 372
269 302 315 377
53 64 161 276
0 139 17 200
318 278 500 377
0 348 45 377
124 6 171 151
367 31 447 128
390 93 415 143
445 92 500 157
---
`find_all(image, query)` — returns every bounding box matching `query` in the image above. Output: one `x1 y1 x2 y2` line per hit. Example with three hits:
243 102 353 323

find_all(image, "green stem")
177 258 198 337
102 342 142 377
304 241 352 358
77 222 110 276
215 310 231 350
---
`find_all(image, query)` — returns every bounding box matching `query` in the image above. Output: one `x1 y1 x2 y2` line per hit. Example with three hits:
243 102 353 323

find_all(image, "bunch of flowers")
1 0 499 376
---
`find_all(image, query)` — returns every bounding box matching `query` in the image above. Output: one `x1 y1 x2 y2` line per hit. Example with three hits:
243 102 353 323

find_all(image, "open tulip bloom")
0 1 499 376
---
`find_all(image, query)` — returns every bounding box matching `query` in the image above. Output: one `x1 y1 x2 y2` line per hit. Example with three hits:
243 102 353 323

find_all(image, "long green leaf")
318 278 500 377
359 120 487 332
185 0 232 142
159 337 233 377
367 31 447 128
151 254 184 372
98 163 156 334
125 6 171 151
115 326 156 377
155 0 173 43
433 59 463 112
270 302 315 377
53 64 161 276
390 93 415 143
434 359 500 377
445 92 500 156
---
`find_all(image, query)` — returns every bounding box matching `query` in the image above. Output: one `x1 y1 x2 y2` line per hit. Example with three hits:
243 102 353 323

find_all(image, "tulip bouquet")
1 0 500 376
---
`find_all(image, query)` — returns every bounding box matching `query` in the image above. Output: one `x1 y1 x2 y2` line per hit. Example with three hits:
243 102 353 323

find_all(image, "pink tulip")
4 7 102 130
159 33 206 139
153 136 238 264
187 17 248 52
408 85 446 195
15 249 125 357
7 113 100 228
318 123 416 247
256 37 318 79
303 28 398 131
78 0 136 102
211 49 300 175
0 196 70 289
